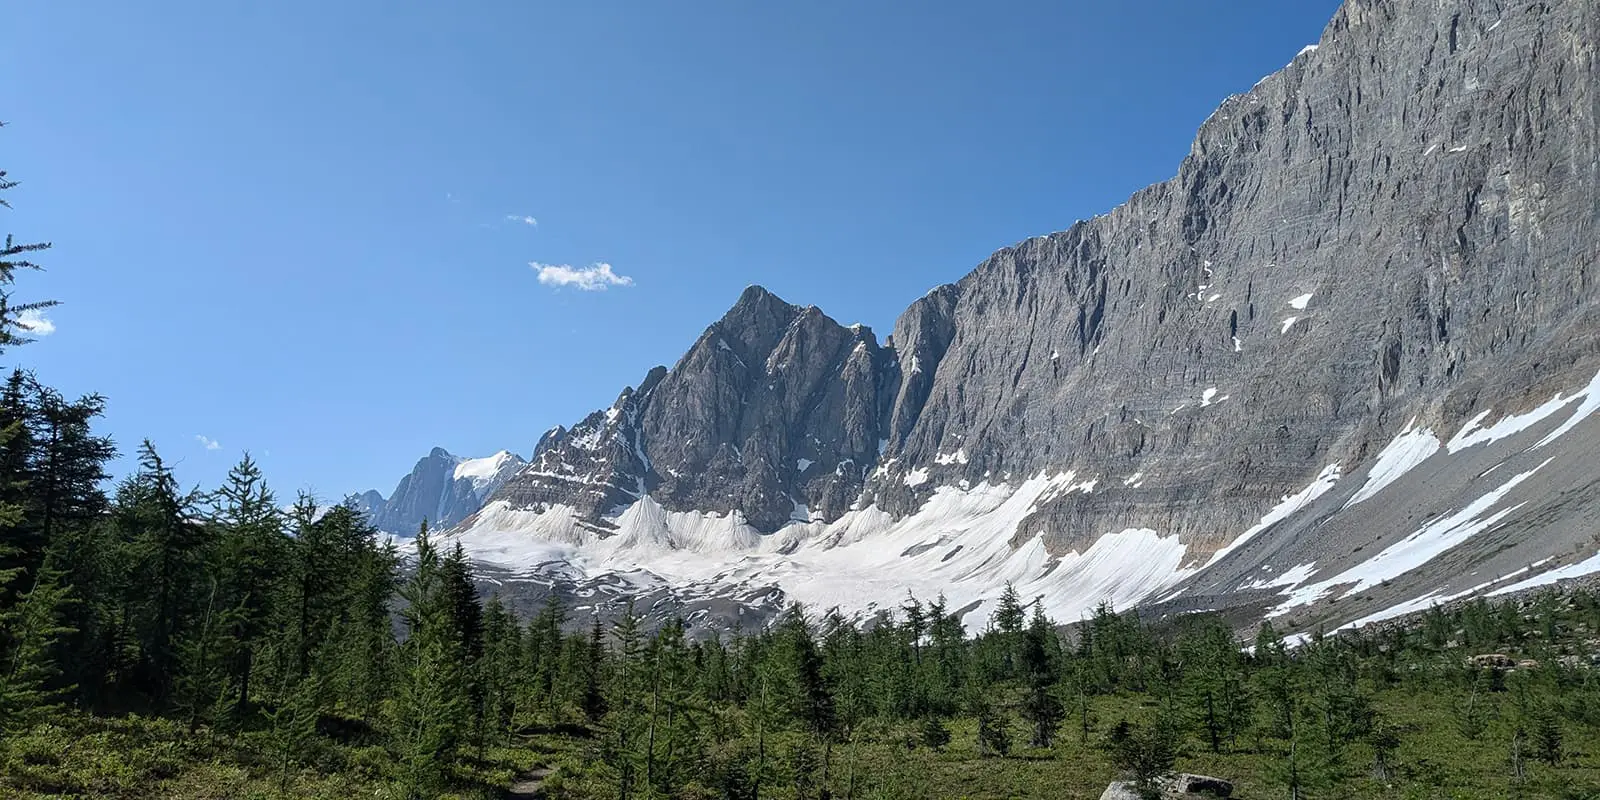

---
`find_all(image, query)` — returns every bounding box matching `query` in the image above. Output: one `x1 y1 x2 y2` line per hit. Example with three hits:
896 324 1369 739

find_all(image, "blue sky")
5 0 1341 501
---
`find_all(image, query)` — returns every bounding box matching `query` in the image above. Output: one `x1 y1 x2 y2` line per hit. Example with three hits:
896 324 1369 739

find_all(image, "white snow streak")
1344 421 1441 507
1488 552 1600 596
1446 368 1600 453
1205 464 1341 568
1271 460 1550 616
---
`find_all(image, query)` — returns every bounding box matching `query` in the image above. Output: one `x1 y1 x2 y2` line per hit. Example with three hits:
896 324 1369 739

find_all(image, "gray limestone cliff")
469 0 1599 565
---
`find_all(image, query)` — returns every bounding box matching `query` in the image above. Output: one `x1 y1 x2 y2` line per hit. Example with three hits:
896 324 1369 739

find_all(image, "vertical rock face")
364 447 525 534
639 286 894 530
480 0 1597 556
487 369 665 527
443 0 1600 632
487 286 894 532
865 0 1600 555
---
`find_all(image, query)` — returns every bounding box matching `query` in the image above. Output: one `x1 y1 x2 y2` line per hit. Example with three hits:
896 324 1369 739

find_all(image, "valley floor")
8 684 1600 800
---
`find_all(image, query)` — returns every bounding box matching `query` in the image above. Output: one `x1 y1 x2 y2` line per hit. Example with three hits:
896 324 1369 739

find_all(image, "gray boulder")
1101 773 1233 800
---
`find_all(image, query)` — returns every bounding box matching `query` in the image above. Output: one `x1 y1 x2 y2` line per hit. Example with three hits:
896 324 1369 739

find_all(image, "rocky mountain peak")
451 0 1600 637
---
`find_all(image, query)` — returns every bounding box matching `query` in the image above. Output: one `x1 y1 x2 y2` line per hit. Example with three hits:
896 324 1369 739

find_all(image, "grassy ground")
7 685 1600 798
516 686 1600 800
0 710 541 799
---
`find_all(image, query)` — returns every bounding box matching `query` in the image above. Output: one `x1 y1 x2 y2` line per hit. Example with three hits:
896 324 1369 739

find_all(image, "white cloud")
16 310 54 336
506 215 538 227
533 262 634 291
195 435 221 451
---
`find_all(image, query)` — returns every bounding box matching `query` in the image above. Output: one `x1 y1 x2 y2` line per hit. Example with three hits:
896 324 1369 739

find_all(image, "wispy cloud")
195 435 221 451
16 310 54 336
533 262 634 291
446 192 460 204
505 215 538 227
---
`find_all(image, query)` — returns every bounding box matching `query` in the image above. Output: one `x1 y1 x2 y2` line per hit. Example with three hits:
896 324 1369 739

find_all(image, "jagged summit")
429 0 1600 636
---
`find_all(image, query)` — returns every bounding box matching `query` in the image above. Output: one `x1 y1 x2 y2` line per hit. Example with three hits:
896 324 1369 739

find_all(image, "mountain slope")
365 448 525 535
452 0 1600 633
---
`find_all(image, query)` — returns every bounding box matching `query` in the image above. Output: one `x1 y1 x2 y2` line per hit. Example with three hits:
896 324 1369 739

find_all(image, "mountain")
363 448 525 535
449 0 1600 635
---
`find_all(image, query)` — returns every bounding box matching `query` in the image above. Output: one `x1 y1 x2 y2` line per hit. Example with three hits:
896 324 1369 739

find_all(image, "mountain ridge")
431 0 1599 635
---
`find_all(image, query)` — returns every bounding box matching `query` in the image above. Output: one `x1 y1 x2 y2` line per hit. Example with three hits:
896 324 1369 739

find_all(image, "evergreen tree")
207 454 285 718
0 557 73 730
115 441 206 703
389 525 466 799
1019 602 1063 748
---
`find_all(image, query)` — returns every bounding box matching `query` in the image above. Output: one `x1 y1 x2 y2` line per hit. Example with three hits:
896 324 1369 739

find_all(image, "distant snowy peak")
454 450 523 490
363 446 525 535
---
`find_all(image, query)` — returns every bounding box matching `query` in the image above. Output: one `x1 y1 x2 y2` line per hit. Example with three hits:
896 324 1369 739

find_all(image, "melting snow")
1240 562 1317 592
1345 420 1441 507
1488 552 1600 596
1205 464 1341 568
1340 561 1553 630
1270 460 1550 616
454 472 1197 629
1447 369 1600 453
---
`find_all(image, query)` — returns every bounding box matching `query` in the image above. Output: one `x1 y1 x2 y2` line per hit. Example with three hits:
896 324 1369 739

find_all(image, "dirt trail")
506 765 552 798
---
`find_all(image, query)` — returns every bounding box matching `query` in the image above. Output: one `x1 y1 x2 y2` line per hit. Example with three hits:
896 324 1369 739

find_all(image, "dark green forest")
7 134 1600 800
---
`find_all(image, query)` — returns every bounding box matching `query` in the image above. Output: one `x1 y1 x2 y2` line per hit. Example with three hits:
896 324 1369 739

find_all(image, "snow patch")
1345 420 1441 507
1288 292 1314 310
1488 552 1600 596
1271 460 1550 616
1240 562 1317 592
454 472 1196 630
903 467 931 488
796 458 813 472
1206 464 1341 568
934 449 970 466
454 450 515 482
1447 369 1600 453
1280 316 1300 333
